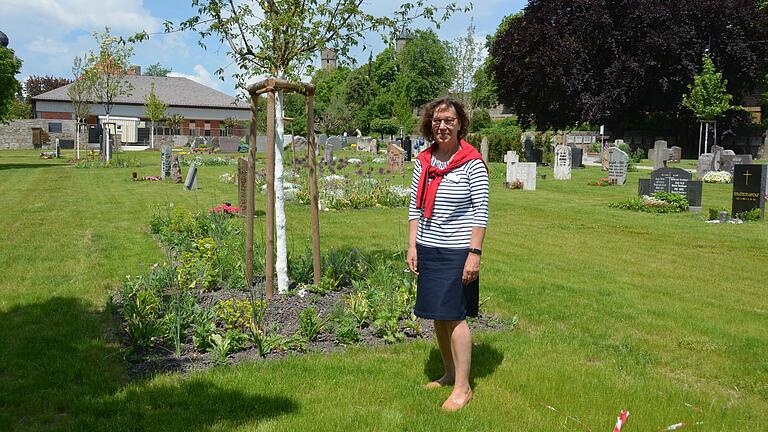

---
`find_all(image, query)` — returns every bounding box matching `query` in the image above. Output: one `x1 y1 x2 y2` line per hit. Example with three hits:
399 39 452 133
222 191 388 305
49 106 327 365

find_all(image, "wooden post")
306 94 322 285
245 97 258 290
265 91 276 299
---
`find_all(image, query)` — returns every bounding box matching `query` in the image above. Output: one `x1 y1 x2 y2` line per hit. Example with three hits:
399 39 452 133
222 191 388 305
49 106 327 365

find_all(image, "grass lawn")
1 149 766 431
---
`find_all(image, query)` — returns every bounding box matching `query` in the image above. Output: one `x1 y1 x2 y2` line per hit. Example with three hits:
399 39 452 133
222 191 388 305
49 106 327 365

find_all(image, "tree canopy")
144 62 172 76
0 47 23 122
24 76 72 99
682 53 737 121
489 0 768 129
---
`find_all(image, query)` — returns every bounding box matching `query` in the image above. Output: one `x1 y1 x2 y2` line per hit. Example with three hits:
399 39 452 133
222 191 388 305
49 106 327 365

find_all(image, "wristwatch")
468 248 482 256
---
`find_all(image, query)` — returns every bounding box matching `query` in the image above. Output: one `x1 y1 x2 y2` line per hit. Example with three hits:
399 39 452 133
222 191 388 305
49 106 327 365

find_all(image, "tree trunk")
75 118 81 160
105 113 111 161
274 88 289 294
151 121 155 149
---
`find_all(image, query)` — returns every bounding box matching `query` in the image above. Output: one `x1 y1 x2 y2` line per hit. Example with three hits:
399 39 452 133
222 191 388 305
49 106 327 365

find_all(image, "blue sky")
1 0 526 96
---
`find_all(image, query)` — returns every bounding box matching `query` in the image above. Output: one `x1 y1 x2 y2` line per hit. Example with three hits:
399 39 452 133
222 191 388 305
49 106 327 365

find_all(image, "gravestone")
637 167 702 209
524 137 535 162
710 144 724 156
670 146 682 163
370 138 378 154
237 157 248 208
184 162 198 190
553 145 572 180
387 143 404 174
480 137 489 162
732 164 767 220
504 151 519 184
648 140 670 170
160 145 172 179
720 153 754 175
327 136 342 149
293 136 308 152
404 136 412 162
55 138 61 158
696 153 720 179
571 147 583 169
318 134 328 147
170 155 182 183
323 143 334 164
509 162 536 190
607 147 629 185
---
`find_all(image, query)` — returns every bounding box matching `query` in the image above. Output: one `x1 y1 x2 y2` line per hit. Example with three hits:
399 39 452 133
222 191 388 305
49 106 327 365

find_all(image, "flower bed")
588 177 615 187
114 207 507 376
609 192 689 213
180 156 234 167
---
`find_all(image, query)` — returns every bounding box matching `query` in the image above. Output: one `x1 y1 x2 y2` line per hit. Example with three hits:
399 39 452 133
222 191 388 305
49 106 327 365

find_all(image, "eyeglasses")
431 117 457 126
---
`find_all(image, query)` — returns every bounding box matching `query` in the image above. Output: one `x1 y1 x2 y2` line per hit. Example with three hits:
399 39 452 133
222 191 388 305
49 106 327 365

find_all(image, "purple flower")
378 167 385 175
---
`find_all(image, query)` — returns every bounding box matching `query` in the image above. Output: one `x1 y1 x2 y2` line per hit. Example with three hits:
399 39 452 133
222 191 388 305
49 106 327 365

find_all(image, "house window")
48 122 62 133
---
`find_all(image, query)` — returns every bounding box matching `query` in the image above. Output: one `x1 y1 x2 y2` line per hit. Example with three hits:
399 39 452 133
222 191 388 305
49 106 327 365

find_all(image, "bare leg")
443 320 473 408
430 320 455 386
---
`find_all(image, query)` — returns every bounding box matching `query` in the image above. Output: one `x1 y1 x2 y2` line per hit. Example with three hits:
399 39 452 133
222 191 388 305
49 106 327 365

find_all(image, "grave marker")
184 162 198 190
608 147 629 185
638 167 702 209
648 140 670 170
387 143 404 174
571 147 583 169
508 162 536 190
553 145 572 180
480 137 489 162
505 151 519 184
323 142 334 164
170 155 182 183
732 164 767 220
160 145 172 179
670 146 682 163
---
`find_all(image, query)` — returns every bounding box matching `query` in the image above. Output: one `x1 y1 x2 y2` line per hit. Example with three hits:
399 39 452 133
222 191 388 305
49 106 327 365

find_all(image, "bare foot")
424 375 455 389
442 388 473 411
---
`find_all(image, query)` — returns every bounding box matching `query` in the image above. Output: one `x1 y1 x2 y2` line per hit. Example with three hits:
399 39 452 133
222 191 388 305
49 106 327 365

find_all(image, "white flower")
297 289 308 298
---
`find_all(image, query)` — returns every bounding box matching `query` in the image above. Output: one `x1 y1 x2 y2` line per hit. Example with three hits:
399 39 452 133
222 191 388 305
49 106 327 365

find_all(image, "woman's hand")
462 253 480 285
407 246 419 275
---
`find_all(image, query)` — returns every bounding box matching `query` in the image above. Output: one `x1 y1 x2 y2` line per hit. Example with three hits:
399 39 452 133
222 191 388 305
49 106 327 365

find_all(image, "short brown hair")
419 96 469 142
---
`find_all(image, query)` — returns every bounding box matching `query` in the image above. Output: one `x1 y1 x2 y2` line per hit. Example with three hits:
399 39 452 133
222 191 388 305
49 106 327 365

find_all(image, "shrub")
735 208 761 221
178 237 220 291
469 109 492 132
297 307 325 342
703 171 733 184
707 207 729 221
609 192 689 213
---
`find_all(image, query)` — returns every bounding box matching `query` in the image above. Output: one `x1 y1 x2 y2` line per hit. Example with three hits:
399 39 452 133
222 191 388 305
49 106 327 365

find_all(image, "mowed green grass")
1 149 766 431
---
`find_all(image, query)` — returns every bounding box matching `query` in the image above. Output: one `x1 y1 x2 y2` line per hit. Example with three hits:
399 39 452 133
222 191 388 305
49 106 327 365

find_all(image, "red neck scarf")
415 139 485 219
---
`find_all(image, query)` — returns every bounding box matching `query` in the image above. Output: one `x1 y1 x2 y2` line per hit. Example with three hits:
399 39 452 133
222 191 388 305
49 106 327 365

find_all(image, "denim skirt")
414 244 479 321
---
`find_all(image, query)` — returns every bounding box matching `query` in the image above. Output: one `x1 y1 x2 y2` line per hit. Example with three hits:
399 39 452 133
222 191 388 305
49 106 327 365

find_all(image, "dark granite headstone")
732 164 767 220
571 147 583 169
160 145 172 179
640 167 703 209
524 138 534 162
404 136 412 161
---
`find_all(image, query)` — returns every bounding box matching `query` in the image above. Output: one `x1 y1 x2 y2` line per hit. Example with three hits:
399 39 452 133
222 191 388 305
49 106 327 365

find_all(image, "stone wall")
0 119 85 150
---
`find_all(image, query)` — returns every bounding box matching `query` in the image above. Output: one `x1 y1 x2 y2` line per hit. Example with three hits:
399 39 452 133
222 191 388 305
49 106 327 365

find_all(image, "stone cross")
505 151 519 184
553 145 572 180
648 140 670 170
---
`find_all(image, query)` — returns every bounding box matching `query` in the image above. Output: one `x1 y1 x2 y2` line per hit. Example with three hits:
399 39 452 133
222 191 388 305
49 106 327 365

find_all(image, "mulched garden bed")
111 284 508 379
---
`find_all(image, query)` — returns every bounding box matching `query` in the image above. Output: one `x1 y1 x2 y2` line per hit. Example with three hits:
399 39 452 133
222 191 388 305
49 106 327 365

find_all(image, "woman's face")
431 104 460 146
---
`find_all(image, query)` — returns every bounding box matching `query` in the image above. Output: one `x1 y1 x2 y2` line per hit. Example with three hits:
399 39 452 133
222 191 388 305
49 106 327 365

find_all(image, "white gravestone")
504 151 519 184
649 140 670 170
553 145 572 180
608 147 629 185
511 162 537 191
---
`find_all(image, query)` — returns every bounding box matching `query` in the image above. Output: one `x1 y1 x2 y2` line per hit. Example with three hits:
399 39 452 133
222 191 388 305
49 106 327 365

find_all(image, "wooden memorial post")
246 78 321 298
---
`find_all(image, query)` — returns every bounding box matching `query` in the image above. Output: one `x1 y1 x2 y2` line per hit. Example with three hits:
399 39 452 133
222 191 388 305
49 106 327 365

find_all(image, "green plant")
609 192 689 214
209 333 231 365
708 207 729 221
122 287 162 348
215 298 256 330
297 307 325 342
192 311 216 352
288 247 315 284
178 237 220 291
345 290 371 327
333 314 361 346
736 208 761 222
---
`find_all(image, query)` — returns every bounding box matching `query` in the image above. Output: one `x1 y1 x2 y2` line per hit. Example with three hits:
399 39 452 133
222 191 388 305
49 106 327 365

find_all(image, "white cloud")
169 65 220 90
0 0 160 33
26 37 70 55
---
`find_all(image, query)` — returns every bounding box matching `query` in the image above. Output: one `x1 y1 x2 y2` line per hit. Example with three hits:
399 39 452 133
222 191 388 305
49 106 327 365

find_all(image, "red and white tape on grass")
612 410 630 432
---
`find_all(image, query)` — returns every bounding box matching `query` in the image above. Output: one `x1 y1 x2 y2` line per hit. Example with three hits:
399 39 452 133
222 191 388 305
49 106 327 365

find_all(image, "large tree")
144 62 172 77
24 75 72 99
0 46 22 122
398 29 454 109
489 0 768 131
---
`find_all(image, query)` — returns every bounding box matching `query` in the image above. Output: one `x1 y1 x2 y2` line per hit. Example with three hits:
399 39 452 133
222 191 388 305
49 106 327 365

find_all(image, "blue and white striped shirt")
408 155 489 249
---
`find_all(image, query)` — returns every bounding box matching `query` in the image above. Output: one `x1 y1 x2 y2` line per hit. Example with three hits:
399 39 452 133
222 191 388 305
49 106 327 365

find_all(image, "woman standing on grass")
406 97 489 411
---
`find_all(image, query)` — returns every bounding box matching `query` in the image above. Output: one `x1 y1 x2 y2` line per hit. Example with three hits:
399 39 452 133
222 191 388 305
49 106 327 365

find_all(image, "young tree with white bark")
68 56 94 160
144 82 167 149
